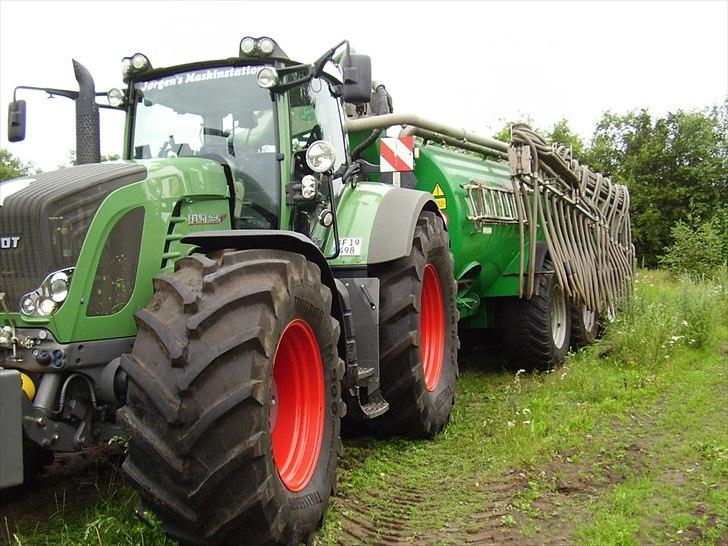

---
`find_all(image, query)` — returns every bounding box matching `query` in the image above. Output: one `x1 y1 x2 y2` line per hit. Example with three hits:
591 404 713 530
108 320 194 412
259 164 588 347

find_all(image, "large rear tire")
501 258 571 370
371 211 458 438
119 250 343 546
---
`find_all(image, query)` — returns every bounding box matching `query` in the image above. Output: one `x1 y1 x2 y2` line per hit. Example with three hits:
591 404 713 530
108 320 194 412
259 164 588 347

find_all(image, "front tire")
501 258 571 370
371 211 458 438
120 250 342 546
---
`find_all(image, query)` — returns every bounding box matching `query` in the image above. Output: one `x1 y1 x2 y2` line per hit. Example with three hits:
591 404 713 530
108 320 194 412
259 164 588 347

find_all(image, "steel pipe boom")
346 113 509 155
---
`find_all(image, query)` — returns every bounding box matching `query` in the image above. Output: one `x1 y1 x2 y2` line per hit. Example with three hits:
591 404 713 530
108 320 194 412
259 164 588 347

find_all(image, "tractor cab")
120 37 371 252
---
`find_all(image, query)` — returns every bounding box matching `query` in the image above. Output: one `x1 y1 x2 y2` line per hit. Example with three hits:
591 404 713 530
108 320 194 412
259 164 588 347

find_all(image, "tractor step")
361 401 389 418
357 366 375 381
361 391 389 418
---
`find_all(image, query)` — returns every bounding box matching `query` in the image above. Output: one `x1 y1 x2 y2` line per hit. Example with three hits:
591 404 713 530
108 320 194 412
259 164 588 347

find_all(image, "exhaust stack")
72 59 100 165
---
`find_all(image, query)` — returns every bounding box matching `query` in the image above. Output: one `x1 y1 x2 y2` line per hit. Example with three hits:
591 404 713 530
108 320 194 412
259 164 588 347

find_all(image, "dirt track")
0 444 126 538
332 410 717 546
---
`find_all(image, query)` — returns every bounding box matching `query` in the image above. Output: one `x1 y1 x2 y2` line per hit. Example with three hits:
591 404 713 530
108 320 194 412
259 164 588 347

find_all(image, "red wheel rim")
420 263 445 392
270 319 325 492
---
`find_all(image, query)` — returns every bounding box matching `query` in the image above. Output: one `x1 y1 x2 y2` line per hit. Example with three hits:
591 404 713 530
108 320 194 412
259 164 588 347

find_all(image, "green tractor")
0 37 633 545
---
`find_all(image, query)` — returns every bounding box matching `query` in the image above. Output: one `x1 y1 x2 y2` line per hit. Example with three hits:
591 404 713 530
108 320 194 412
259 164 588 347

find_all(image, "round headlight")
121 58 132 76
20 296 36 316
107 88 124 107
240 37 256 55
318 209 334 227
257 67 279 89
131 53 149 70
258 38 275 55
36 297 57 317
305 141 336 173
301 175 318 199
49 272 69 303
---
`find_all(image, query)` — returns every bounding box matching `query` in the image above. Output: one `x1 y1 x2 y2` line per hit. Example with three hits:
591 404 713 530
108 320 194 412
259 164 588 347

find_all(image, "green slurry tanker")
0 38 633 545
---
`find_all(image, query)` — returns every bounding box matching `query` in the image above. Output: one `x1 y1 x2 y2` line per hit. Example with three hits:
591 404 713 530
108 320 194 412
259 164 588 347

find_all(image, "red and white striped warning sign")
379 137 414 172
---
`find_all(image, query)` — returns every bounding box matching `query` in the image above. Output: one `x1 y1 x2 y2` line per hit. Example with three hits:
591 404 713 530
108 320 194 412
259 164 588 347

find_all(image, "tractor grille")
0 163 147 311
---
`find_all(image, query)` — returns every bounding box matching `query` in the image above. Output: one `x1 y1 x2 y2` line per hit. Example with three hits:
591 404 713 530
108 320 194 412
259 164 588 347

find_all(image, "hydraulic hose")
351 84 391 160
508 124 634 313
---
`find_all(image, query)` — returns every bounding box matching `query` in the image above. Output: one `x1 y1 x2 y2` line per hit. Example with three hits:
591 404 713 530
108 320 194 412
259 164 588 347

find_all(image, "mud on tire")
119 249 343 546
500 258 571 370
370 211 458 438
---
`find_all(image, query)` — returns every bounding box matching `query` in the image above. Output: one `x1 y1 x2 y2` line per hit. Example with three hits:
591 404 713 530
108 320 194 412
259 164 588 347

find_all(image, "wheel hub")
550 285 567 348
270 319 325 492
420 263 445 392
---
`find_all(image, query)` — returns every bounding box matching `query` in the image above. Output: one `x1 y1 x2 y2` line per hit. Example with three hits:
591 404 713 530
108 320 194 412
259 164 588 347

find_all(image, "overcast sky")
1 0 726 172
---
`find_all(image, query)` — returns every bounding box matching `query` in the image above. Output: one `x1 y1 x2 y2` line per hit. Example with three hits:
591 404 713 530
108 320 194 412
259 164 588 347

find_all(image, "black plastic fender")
367 188 443 265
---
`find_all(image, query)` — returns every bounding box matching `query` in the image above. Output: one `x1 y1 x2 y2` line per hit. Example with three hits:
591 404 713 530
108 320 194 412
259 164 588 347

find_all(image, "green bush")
659 216 726 278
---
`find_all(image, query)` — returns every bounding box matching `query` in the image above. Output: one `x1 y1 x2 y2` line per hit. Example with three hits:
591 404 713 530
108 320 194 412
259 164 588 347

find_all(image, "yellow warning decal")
432 184 446 209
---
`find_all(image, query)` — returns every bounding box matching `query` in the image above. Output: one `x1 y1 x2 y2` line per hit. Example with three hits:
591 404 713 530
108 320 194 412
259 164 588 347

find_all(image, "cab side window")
289 78 347 178
288 79 348 252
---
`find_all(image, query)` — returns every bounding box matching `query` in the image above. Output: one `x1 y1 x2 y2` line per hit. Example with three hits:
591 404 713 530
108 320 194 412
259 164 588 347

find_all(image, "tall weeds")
601 270 727 367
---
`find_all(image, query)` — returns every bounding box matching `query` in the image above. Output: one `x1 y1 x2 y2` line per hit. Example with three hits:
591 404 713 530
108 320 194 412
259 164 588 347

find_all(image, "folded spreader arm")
508 124 634 312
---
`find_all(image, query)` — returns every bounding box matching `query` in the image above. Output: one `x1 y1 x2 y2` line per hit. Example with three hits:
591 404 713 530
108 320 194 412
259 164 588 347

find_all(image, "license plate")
339 237 364 256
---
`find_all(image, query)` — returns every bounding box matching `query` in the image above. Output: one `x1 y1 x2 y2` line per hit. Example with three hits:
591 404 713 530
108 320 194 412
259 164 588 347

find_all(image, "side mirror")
343 54 372 105
8 100 26 142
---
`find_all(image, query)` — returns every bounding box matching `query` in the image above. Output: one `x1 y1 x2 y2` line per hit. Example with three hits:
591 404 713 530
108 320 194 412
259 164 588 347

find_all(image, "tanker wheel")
501 258 571 370
371 210 458 438
119 249 343 546
570 301 599 348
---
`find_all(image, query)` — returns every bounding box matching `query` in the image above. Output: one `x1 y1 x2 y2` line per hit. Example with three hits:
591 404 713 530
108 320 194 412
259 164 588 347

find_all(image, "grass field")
2 270 726 545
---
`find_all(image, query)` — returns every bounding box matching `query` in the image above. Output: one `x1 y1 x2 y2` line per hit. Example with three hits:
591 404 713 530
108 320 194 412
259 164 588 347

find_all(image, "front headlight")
49 271 70 302
36 297 57 317
19 268 74 317
20 295 37 315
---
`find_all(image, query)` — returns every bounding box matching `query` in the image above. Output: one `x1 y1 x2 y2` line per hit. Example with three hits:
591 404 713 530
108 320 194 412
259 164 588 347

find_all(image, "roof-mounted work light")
239 36 288 60
121 53 152 81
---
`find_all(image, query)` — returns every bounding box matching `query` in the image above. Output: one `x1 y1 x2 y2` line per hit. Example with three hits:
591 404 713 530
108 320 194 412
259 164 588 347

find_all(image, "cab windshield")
131 65 279 228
